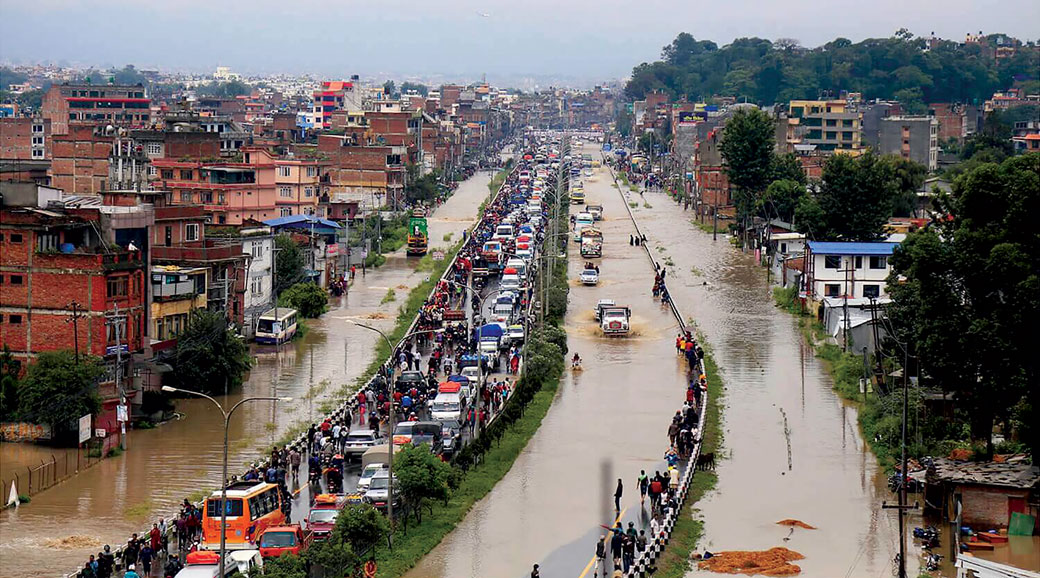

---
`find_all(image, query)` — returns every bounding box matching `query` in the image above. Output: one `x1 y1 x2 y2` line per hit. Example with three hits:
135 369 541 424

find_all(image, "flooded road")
627 183 905 576
0 169 498 578
406 147 690 577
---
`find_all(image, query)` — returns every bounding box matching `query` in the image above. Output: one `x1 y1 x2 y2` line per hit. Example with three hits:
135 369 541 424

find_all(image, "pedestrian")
637 470 649 505
613 478 623 511
289 448 301 480
123 535 141 570
669 466 680 491
139 544 154 576
594 535 607 577
610 530 623 569
97 546 115 578
530 563 540 578
636 529 647 552
622 534 636 572
123 564 140 578
82 556 98 578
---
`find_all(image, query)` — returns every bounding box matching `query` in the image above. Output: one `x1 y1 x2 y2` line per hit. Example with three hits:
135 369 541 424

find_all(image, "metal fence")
2 448 105 501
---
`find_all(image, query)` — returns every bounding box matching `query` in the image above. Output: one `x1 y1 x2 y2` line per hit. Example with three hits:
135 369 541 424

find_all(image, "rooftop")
807 241 898 256
927 457 1040 490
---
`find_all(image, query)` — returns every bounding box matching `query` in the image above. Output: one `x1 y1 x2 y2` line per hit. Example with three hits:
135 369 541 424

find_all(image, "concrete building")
803 241 898 301
274 158 324 217
0 118 51 161
150 265 208 343
312 80 363 130
784 100 862 154
41 83 151 135
879 116 939 170
153 147 278 225
237 224 275 338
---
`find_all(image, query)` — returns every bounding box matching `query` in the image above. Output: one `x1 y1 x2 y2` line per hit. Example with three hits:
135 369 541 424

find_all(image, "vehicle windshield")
432 401 460 412
346 433 374 442
393 423 414 435
259 531 296 548
308 509 339 524
583 269 597 275
441 420 462 431
361 465 384 479
369 477 389 490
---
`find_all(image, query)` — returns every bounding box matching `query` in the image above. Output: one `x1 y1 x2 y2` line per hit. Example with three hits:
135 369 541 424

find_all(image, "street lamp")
346 321 444 546
161 386 291 578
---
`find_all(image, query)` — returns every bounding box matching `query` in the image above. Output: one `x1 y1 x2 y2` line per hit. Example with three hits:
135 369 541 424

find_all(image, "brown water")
0 169 498 578
406 145 907 577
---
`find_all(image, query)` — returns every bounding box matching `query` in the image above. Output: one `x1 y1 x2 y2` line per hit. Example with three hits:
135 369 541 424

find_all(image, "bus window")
206 498 244 518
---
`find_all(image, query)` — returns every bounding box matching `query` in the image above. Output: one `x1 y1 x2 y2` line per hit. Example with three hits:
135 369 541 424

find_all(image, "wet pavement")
0 168 500 578
406 145 690 578
627 178 907 576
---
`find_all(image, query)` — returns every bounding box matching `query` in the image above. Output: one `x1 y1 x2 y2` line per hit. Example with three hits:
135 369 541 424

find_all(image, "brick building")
50 124 114 194
312 80 362 130
0 117 51 161
153 146 278 225
316 134 407 207
41 83 151 135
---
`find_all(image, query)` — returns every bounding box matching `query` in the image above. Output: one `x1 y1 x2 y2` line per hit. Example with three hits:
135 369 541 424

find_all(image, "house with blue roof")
804 241 898 301
263 214 344 288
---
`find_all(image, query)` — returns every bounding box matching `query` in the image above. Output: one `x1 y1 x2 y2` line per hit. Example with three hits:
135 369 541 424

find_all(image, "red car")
257 524 312 558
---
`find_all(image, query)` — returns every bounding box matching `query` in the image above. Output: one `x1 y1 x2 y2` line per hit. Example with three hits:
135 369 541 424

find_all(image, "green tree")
383 80 397 97
881 155 927 217
279 282 328 318
251 553 307 578
405 163 441 203
758 179 806 223
399 82 428 96
169 310 252 396
887 153 1039 456
615 106 634 137
796 152 901 241
0 346 20 417
274 234 305 295
394 444 453 523
332 504 389 554
17 351 103 436
719 108 776 223
110 65 146 86
196 80 250 98
769 152 807 186
306 533 356 578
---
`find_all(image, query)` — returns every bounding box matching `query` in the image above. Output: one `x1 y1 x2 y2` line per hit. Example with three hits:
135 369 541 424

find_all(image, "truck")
600 305 632 335
584 204 603 221
257 524 313 559
406 209 429 257
481 241 503 274
580 228 602 258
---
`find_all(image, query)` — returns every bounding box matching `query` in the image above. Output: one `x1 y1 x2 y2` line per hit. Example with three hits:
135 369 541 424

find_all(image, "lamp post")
161 386 291 578
347 321 444 547
443 280 504 435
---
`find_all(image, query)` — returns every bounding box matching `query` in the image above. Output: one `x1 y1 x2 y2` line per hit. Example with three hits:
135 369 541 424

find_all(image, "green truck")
406 210 428 256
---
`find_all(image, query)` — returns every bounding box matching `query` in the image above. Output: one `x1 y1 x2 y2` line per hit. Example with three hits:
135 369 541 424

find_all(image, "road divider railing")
605 157 710 577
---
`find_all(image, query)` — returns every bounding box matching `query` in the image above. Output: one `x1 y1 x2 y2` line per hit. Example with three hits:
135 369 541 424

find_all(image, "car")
356 462 388 494
439 419 464 456
507 324 525 345
363 471 401 510
393 421 416 445
395 370 425 392
305 505 341 540
580 269 600 285
175 550 263 578
343 429 382 458
460 365 481 383
584 168 593 177
594 299 616 322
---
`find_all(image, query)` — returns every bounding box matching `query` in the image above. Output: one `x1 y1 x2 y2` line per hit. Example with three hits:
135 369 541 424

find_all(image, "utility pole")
67 301 85 363
105 304 128 451
882 343 916 578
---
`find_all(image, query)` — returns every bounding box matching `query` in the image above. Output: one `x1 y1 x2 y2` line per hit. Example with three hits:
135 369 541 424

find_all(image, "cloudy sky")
2 0 1037 82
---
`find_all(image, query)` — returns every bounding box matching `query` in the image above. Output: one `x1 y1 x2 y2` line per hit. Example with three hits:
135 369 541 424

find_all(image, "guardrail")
605 159 710 577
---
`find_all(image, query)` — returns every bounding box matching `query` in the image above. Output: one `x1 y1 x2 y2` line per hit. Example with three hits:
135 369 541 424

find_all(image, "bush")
279 282 329 318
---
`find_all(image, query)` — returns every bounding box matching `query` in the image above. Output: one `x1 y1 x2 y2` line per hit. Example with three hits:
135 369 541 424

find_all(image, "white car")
580 268 600 285
584 168 593 177
356 463 388 493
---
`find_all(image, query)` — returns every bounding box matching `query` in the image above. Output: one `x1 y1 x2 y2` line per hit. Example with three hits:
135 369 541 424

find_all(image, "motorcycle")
925 552 943 571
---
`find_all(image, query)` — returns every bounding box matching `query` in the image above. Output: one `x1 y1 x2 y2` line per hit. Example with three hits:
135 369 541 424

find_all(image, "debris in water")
776 519 816 530
696 547 805 576
365 312 388 320
45 536 101 549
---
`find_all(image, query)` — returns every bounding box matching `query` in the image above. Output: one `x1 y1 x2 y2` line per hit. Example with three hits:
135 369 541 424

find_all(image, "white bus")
255 308 298 344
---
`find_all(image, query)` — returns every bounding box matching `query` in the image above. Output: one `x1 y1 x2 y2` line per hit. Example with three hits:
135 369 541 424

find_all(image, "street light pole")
161 386 291 578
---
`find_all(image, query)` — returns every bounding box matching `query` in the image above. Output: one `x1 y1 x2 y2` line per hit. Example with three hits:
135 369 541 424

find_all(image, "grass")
442 232 453 242
655 332 724 577
689 266 704 277
381 288 397 304
413 253 435 272
124 500 154 520
629 201 638 208
691 218 718 235
664 257 675 267
643 201 653 209
374 362 562 577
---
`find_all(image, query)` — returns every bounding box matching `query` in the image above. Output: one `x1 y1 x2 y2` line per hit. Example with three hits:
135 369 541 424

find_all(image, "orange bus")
202 481 286 550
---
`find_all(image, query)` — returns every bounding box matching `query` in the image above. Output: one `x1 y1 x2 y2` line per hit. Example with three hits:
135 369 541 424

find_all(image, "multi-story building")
784 100 862 154
803 241 897 301
316 135 407 208
929 103 981 145
149 265 208 343
237 224 275 337
153 147 277 225
0 118 51 161
41 83 151 135
312 80 363 130
878 116 939 170
49 124 115 194
274 157 324 217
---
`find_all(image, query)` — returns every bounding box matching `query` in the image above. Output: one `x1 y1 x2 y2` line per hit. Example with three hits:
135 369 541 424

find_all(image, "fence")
606 159 712 577
2 446 105 502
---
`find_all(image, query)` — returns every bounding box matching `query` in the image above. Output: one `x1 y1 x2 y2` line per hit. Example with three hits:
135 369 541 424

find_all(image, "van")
431 391 464 422
505 258 527 280
494 224 515 241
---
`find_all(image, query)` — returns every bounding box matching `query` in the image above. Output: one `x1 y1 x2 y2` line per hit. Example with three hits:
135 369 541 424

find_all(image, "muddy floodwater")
0 168 498 578
407 146 906 577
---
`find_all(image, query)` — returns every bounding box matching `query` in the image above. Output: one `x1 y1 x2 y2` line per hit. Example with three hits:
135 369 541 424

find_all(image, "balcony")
152 279 204 301
153 240 246 264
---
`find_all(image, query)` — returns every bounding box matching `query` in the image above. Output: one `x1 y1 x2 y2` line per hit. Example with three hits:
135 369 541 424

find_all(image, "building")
315 135 407 208
41 83 151 135
928 103 981 145
312 80 363 130
153 147 277 225
784 100 862 154
237 224 275 337
879 116 939 170
274 158 324 217
918 458 1039 534
803 241 897 301
263 214 341 287
0 117 51 161
150 265 208 343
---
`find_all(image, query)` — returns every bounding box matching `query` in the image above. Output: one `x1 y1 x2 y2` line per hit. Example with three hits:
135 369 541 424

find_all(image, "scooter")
926 552 943 571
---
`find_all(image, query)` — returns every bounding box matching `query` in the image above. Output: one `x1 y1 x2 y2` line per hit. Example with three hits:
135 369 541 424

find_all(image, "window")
10 275 23 285
146 143 162 155
161 170 174 180
826 119 837 127
824 284 841 297
280 207 292 217
825 131 837 140
36 232 59 252
180 192 193 203
10 233 22 243
148 166 157 177
869 256 888 269
250 277 262 294
304 187 313 198
279 186 292 198
179 170 193 181
107 276 128 297
218 192 225 204
32 149 44 159
200 192 213 204
306 166 317 177
32 124 44 133
863 284 881 299
9 314 22 325
842 131 854 141
854 256 862 269
278 166 291 177
31 136 44 145
824 255 841 269
185 223 200 242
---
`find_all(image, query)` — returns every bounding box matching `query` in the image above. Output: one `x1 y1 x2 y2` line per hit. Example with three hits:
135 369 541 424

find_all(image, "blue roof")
263 215 341 229
807 241 897 256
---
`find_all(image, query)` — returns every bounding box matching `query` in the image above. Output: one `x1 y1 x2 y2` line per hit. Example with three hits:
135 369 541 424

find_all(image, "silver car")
343 429 382 458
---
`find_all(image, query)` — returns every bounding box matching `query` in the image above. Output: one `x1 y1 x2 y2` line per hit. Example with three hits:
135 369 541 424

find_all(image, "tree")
758 179 806 223
394 444 453 523
279 282 328 318
332 504 389 554
0 346 20 418
796 152 902 241
306 533 356 578
17 351 103 436
274 234 305 295
110 65 146 86
196 80 250 98
887 153 1039 456
405 163 440 203
169 310 252 396
251 553 307 578
719 108 776 223
399 82 428 96
382 80 397 97
0 67 27 90
769 152 807 186
881 155 927 217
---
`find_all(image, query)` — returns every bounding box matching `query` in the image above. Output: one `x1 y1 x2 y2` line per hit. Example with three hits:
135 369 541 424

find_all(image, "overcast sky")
2 0 1037 83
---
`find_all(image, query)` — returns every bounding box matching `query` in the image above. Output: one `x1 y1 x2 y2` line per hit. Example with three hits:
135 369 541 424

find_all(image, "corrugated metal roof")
263 215 341 229
807 241 897 256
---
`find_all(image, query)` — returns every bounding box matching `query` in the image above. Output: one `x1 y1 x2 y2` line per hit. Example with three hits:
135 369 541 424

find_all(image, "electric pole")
105 304 128 451
67 301 85 363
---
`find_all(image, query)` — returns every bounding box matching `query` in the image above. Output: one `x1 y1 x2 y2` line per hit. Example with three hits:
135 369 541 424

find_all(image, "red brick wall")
0 118 51 160
958 484 1032 529
41 86 69 135
50 125 112 194
164 132 220 160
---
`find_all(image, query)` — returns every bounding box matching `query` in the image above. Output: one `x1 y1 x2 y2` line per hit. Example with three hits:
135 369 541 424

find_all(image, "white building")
240 227 275 337
804 241 898 301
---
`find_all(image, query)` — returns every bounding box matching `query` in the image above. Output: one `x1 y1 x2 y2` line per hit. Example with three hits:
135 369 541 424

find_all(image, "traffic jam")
146 142 568 577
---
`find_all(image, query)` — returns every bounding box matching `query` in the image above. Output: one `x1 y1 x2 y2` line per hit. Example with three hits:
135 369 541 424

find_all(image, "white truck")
600 305 631 336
